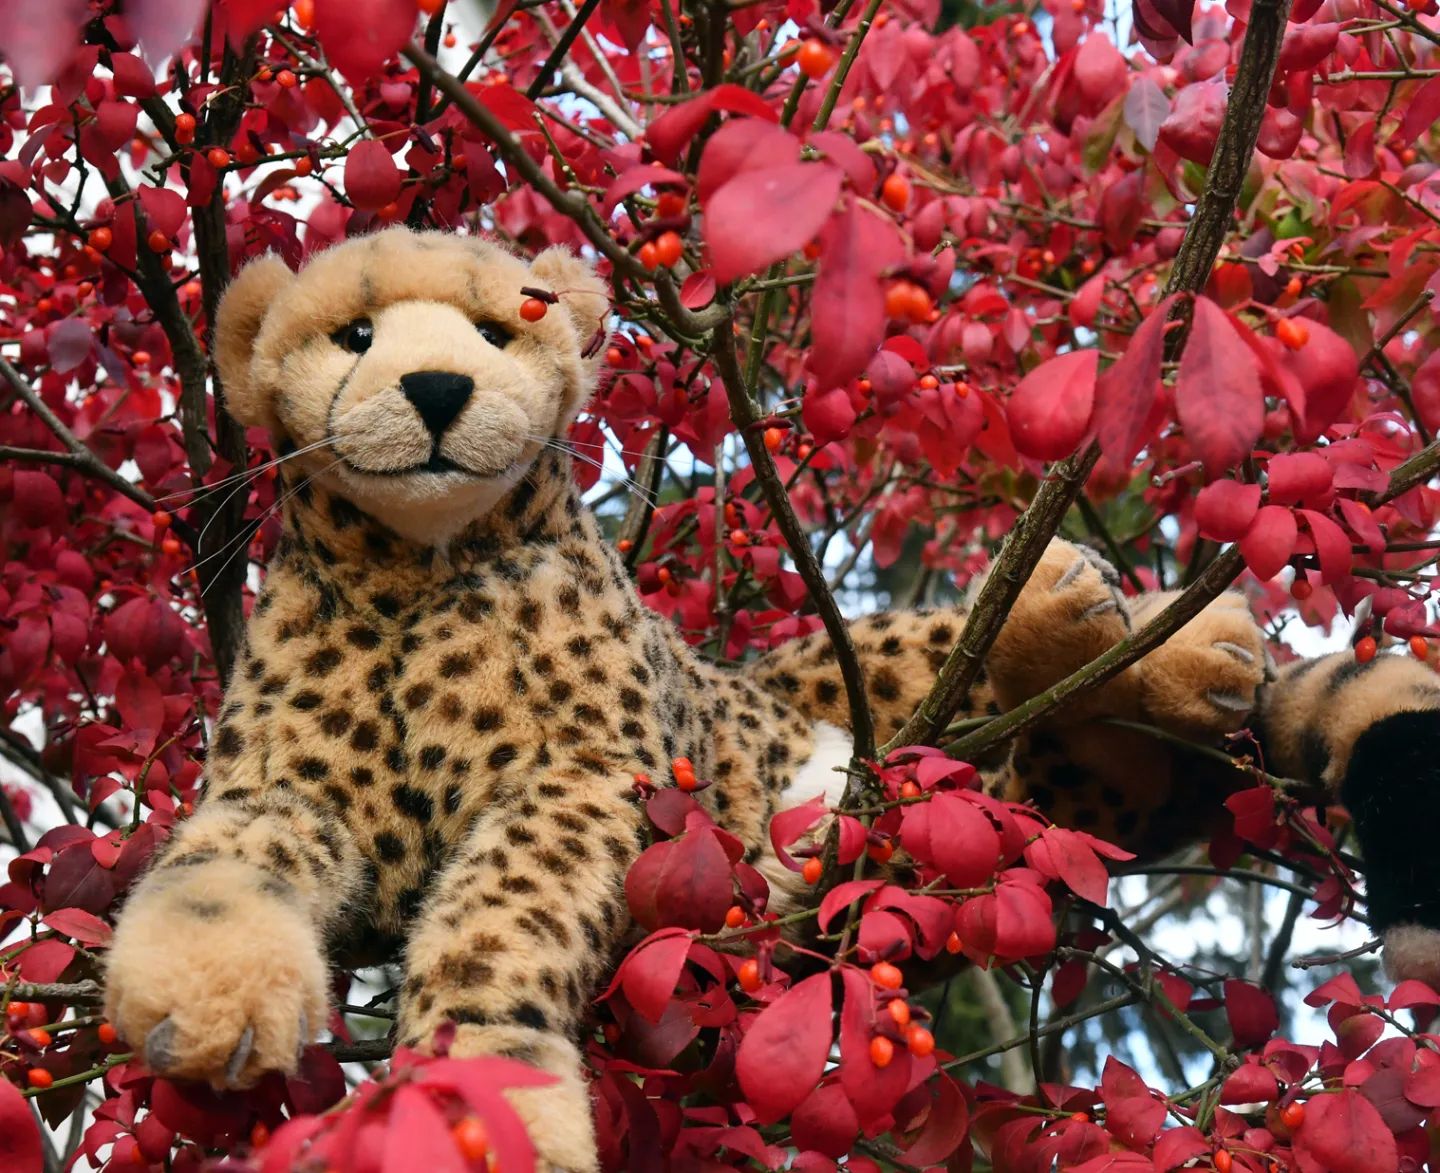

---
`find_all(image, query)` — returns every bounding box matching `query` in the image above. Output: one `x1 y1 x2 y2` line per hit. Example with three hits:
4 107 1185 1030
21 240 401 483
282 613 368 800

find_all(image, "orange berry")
867 839 894 864
175 112 196 134
1284 276 1302 297
1280 1102 1305 1130
656 191 687 219
763 426 784 452
654 230 683 268
899 781 921 799
797 38 836 79
725 905 746 928
207 147 230 168
77 281 94 298
729 528 748 546
1290 577 1313 601
444 32 456 46
1070 1111 1090 1123
276 69 298 88
97 1022 118 1045
1411 635 1429 659
452 1116 489 1161
27 1028 52 1047
869 1035 895 1067
905 1024 935 1056
884 282 913 320
89 226 113 251
27 1067 52 1089
147 230 170 253
520 297 549 322
638 241 660 270
36 298 53 314
132 350 151 367
918 374 939 390
293 0 315 25
379 202 399 219
945 931 963 954
1214 1150 1233 1173
152 510 171 529
880 172 911 212
617 538 633 552
161 537 182 556
737 958 763 992
803 240 822 261
605 346 624 367
236 141 260 165
871 961 903 989
250 1121 271 1149
887 999 911 1027
906 284 934 322
802 857 824 884
1355 635 1378 664
1276 317 1309 350
294 156 313 176
257 66 274 82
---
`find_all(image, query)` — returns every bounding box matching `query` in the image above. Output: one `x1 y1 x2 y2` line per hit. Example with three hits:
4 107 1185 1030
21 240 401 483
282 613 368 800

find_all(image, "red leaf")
1400 75 1440 145
381 1086 466 1173
314 0 416 80
1223 979 1278 1047
1293 1089 1398 1173
769 795 827 871
136 184 186 237
1025 827 1110 905
1101 1057 1165 1149
345 141 403 212
791 1081 860 1159
617 929 693 1023
1007 349 1098 461
12 470 66 530
903 793 1001 888
0 1079 43 1173
803 386 857 446
705 163 842 285
601 164 686 215
735 973 833 1124
1074 33 1128 106
818 879 885 932
624 827 734 932
0 0 86 89
808 200 905 388
679 272 716 309
1194 480 1261 542
1153 1126 1209 1171
838 967 911 1127
697 120 799 205
128 0 206 66
17 939 74 982
48 319 93 373
1238 505 1298 582
1220 1062 1280 1104
1289 320 1360 442
1093 296 1175 477
42 906 113 947
647 84 779 165
1267 452 1333 505
1298 509 1353 584
1176 297 1263 475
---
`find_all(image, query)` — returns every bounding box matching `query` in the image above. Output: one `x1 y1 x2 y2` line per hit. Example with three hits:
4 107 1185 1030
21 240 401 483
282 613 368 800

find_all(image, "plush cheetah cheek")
779 720 852 809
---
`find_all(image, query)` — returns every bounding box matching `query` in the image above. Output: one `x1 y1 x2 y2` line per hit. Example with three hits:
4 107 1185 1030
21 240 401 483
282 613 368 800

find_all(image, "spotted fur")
101 229 1433 1170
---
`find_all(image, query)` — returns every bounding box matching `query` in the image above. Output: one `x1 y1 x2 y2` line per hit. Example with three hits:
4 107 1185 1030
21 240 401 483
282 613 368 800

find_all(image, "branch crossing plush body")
102 228 1440 1171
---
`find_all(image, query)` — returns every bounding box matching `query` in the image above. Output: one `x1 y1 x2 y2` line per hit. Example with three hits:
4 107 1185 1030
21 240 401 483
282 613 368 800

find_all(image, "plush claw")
225 1025 255 1086
145 1018 177 1073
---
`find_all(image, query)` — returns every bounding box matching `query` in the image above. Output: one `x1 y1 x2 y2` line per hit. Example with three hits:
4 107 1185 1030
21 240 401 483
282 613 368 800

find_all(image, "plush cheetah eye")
331 318 374 354
475 320 511 349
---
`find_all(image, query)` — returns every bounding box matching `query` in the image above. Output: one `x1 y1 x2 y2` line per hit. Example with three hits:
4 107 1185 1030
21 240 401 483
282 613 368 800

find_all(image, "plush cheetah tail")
1258 650 1440 987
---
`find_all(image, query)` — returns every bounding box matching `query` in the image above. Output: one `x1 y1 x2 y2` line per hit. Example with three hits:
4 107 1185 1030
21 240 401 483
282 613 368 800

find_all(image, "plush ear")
528 246 611 359
213 254 295 430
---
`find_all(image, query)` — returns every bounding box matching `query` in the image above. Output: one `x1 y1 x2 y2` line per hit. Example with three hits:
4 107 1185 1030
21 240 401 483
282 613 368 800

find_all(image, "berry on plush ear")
213 254 295 432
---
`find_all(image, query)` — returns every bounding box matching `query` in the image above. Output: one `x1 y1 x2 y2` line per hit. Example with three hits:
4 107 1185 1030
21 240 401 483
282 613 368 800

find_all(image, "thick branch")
712 326 877 762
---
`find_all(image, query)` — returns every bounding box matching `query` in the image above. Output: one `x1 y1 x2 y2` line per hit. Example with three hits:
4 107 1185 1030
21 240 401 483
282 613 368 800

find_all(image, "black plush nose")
400 371 474 437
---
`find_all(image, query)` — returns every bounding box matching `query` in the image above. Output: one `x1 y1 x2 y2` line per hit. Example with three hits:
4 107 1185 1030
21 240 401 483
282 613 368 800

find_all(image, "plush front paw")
1133 592 1269 737
104 859 327 1088
985 539 1131 712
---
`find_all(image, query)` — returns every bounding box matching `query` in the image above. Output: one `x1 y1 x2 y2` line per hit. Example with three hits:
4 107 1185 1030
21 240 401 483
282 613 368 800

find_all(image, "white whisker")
156 437 338 507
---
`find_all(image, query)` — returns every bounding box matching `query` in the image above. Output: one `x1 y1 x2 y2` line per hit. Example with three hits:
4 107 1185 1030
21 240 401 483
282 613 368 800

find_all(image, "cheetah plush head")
214 228 609 543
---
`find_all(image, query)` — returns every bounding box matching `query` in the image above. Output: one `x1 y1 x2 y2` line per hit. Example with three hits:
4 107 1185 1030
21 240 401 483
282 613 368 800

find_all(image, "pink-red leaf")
705 163 842 285
735 973 834 1124
1007 349 1098 461
1176 297 1263 475
345 141 402 212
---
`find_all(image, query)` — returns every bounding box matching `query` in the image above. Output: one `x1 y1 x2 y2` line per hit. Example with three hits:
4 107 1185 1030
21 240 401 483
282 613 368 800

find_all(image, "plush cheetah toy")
102 227 1440 1170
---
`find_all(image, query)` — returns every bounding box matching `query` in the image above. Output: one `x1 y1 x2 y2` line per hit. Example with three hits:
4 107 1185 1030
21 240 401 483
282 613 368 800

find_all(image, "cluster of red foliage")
4 0 1440 1168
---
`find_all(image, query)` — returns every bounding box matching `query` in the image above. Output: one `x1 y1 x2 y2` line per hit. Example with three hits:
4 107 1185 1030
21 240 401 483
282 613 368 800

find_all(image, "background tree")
2 0 1440 1168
